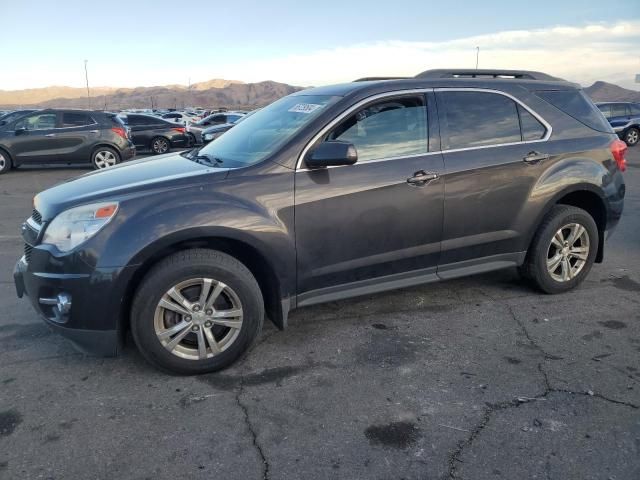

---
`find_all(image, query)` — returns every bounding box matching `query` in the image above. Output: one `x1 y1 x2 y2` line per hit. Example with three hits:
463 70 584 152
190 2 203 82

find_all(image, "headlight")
42 202 119 252
203 133 214 141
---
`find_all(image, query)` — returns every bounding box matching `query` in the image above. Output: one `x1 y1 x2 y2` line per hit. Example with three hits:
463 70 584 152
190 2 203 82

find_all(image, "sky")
0 0 639 90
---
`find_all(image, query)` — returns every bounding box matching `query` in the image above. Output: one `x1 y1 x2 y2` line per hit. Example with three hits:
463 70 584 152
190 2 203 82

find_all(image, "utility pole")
84 60 91 109
475 47 480 70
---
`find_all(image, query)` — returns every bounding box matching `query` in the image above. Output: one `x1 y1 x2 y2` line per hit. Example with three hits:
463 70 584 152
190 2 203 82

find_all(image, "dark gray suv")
14 69 626 374
0 109 136 174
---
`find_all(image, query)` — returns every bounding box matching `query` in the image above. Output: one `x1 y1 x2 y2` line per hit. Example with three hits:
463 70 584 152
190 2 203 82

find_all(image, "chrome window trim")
295 89 431 171
295 87 552 172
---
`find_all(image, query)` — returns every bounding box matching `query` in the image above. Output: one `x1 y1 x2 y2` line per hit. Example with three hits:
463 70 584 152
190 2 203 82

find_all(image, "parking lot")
0 151 638 479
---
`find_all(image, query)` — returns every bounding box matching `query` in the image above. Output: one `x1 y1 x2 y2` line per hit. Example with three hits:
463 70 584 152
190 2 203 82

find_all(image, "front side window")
439 91 521 149
630 104 640 116
62 112 93 127
15 113 57 130
324 96 428 162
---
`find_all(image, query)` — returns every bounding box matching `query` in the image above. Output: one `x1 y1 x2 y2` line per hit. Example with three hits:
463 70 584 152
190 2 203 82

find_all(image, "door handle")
523 151 549 164
407 170 439 186
88 130 99 134
44 133 56 137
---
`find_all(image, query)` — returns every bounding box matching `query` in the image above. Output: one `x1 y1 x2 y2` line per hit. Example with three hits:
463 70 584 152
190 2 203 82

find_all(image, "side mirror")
15 127 27 136
305 141 357 169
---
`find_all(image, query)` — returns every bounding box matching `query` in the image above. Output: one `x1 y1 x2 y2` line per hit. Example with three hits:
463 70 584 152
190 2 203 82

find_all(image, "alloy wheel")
94 150 117 169
626 129 639 146
546 222 590 282
153 138 169 154
153 278 244 360
0 152 6 170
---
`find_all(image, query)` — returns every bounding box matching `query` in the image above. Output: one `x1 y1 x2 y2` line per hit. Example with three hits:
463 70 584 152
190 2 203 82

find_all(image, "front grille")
31 209 42 225
24 244 33 263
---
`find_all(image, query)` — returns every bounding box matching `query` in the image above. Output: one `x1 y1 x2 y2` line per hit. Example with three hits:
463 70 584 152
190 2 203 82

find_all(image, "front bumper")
13 251 136 357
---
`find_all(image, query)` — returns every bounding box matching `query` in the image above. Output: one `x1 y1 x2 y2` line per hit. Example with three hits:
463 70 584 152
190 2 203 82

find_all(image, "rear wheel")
521 205 598 294
131 249 264 374
624 127 639 147
0 149 11 174
151 137 170 154
92 147 120 170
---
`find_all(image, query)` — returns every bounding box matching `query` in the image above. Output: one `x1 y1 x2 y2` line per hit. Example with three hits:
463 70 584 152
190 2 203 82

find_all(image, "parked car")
161 111 201 125
201 111 254 143
0 109 135 174
0 109 39 126
119 113 190 154
188 111 246 144
596 102 640 146
14 69 626 374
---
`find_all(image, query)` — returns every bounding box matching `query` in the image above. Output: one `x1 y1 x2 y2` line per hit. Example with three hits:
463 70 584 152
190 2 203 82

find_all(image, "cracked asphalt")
1 151 639 480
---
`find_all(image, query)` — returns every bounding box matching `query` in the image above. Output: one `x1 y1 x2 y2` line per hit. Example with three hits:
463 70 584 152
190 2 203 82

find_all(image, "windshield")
198 94 339 168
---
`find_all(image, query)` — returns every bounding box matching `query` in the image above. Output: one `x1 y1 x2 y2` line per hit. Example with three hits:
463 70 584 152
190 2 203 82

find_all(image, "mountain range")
0 79 638 110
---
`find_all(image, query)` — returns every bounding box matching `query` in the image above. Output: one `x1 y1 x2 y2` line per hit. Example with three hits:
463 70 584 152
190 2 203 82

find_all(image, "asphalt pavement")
0 150 638 480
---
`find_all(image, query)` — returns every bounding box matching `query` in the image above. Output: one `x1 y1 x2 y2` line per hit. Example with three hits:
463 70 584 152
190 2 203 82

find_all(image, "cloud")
209 20 640 89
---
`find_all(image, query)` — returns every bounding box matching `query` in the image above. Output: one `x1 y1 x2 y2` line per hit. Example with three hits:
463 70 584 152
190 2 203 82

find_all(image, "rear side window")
518 105 546 140
326 95 428 162
611 104 630 117
62 112 93 127
536 90 612 133
438 91 521 149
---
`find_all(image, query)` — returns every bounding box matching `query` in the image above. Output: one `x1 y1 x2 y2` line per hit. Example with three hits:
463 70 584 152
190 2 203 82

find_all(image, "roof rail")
415 69 562 81
353 76 410 82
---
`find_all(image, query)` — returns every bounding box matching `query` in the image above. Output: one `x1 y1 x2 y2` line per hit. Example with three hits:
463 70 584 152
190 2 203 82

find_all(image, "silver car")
187 111 246 144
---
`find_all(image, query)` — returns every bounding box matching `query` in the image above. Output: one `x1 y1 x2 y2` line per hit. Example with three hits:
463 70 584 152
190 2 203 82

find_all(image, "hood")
34 152 228 220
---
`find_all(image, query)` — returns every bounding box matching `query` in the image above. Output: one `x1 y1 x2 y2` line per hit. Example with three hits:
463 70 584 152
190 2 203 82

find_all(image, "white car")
161 112 202 125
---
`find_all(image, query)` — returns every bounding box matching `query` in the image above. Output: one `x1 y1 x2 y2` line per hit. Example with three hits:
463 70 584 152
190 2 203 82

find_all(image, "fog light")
39 293 72 316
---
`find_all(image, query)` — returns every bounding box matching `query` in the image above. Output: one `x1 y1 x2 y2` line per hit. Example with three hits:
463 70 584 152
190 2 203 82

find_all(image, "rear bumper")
13 251 136 357
121 143 136 161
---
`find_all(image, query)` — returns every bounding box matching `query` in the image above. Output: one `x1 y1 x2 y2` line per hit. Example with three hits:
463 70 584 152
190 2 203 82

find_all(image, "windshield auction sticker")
288 103 323 114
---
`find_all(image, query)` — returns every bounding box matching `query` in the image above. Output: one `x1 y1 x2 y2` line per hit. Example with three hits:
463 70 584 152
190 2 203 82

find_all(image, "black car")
119 114 190 154
596 102 640 147
0 109 136 174
14 69 626 374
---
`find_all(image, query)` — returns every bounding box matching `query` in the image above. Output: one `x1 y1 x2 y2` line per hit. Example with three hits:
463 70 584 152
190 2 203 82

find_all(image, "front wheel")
521 205 598 294
131 249 264 374
624 127 639 147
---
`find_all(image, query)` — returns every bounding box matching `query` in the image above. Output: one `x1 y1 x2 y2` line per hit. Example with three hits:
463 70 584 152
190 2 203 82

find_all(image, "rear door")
7 112 60 164
295 92 444 299
609 103 631 131
435 89 550 273
53 111 100 162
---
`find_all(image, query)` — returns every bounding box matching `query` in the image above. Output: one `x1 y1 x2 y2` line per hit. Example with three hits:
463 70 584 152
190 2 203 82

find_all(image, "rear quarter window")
536 90 612 133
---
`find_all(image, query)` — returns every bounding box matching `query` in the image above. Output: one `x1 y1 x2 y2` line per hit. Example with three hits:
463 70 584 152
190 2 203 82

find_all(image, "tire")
521 205 598 294
91 146 120 170
624 127 639 147
150 137 170 154
131 249 264 375
0 148 12 174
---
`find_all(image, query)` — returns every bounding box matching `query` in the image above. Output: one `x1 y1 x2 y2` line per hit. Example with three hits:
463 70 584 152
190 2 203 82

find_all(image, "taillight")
172 127 186 134
610 139 627 172
111 127 128 139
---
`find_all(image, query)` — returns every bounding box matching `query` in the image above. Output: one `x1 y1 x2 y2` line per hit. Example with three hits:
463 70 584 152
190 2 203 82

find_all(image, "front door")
294 93 444 302
8 112 60 164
